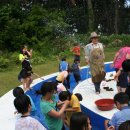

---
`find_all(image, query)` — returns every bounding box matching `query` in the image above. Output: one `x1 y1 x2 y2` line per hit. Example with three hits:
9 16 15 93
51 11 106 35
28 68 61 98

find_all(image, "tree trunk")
87 0 94 32
70 0 76 6
115 0 119 34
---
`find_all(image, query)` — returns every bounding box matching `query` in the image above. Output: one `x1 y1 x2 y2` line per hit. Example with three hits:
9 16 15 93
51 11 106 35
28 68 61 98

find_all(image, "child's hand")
30 49 33 52
64 119 69 127
14 111 18 115
64 100 70 106
86 60 89 65
110 63 114 68
107 126 115 130
114 74 119 81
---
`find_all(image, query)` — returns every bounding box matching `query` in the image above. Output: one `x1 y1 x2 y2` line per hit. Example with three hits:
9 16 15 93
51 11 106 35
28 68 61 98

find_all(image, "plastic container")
95 99 115 111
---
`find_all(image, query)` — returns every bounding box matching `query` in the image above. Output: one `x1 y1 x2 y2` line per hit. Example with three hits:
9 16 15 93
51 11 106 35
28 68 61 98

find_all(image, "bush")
104 34 130 47
10 52 20 64
31 52 46 65
0 56 10 69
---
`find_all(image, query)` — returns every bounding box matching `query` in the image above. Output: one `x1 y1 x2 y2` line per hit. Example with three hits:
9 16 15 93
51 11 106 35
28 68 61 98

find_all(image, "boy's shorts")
115 68 128 88
74 55 80 62
73 73 81 83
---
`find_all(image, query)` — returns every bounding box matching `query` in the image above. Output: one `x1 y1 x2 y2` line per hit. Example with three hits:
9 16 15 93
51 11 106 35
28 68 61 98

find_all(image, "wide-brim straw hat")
90 32 100 39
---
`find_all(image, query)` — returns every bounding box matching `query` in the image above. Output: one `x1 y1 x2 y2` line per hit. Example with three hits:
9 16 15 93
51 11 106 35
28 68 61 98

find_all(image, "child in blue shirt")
105 92 130 130
59 57 69 72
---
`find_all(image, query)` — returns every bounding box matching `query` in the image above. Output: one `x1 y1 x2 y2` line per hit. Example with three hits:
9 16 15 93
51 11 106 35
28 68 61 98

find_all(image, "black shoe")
103 87 109 89
106 88 114 91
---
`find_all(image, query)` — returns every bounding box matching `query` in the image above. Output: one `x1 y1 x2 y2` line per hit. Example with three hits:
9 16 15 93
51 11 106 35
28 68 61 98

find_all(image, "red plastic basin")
95 99 114 111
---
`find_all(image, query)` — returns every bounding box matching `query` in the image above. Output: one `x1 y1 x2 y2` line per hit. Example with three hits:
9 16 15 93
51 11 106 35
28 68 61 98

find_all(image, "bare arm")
26 49 33 58
111 52 119 68
104 120 110 130
48 100 69 118
84 45 90 64
87 118 92 130
114 68 122 81
126 53 130 59
56 102 64 107
105 119 115 130
107 126 115 130
102 44 105 59
65 107 78 112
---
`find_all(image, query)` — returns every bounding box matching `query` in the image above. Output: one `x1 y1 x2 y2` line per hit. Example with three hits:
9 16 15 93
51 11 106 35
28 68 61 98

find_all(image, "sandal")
106 88 114 91
103 87 109 89
110 74 114 77
106 79 114 82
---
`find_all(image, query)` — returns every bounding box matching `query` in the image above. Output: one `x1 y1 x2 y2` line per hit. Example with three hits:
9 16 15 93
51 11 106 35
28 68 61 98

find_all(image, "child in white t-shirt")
14 95 46 130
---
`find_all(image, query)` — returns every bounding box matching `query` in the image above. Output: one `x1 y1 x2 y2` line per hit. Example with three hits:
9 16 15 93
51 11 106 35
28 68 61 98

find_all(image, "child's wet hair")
50 81 58 91
13 87 24 98
114 92 129 104
74 59 79 63
75 93 83 101
20 45 25 54
70 112 88 130
14 95 31 114
36 82 55 96
59 91 72 101
118 120 130 130
61 57 66 61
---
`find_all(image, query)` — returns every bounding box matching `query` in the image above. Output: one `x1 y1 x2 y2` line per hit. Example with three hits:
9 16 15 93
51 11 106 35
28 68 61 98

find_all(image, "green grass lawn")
0 47 120 97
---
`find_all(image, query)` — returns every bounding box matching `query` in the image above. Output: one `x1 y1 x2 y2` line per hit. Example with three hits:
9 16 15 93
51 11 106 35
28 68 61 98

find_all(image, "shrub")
0 56 10 69
31 52 46 65
10 52 20 64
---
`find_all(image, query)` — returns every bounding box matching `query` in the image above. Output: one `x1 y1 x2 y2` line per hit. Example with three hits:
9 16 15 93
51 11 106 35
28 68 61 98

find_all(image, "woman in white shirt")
84 32 105 94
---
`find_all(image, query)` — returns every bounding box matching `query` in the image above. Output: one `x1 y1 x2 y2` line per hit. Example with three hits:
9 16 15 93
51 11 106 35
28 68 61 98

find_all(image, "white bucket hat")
90 32 100 39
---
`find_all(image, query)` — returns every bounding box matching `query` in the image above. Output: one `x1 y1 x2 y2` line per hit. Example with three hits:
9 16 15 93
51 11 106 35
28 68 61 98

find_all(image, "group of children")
57 57 81 90
13 84 130 130
13 81 92 130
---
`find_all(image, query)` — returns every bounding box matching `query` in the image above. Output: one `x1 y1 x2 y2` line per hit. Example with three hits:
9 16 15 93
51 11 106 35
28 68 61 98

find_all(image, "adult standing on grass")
84 32 105 94
112 46 130 93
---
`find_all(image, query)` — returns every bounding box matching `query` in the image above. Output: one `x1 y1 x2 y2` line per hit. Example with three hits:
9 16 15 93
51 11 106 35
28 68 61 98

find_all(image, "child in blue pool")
71 59 81 84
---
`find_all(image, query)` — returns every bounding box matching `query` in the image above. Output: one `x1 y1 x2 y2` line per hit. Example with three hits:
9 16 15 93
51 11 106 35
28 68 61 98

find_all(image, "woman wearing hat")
84 32 105 94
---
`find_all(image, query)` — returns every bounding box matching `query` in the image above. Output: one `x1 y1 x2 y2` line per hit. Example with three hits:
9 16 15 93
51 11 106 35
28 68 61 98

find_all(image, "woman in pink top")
112 47 130 92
